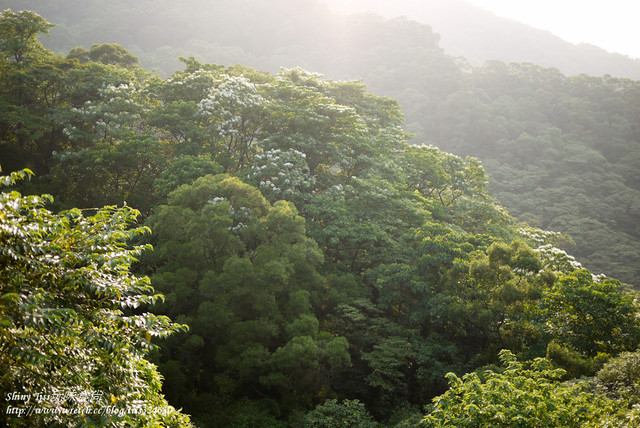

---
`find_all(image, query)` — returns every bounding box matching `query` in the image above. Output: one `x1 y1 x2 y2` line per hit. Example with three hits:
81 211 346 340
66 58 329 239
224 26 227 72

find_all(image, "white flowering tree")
261 72 364 176
244 148 315 205
44 63 167 212
197 73 267 170
145 66 223 155
517 226 593 277
60 81 147 146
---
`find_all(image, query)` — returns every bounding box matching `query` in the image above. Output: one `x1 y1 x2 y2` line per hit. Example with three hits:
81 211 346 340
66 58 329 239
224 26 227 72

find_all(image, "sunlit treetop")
0 9 54 64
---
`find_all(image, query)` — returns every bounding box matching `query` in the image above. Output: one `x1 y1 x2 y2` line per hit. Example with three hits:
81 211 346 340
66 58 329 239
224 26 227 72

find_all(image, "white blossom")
207 197 227 205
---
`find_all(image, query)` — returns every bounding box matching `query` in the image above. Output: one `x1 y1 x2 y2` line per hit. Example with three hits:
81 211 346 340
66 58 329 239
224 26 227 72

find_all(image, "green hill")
2 7 640 426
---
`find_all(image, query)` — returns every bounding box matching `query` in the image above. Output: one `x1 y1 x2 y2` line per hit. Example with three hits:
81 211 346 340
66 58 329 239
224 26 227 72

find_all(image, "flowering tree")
198 74 267 170
61 82 147 146
244 148 315 205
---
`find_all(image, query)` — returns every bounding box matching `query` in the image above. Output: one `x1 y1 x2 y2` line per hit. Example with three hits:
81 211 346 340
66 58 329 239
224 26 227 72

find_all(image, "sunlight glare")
465 0 640 58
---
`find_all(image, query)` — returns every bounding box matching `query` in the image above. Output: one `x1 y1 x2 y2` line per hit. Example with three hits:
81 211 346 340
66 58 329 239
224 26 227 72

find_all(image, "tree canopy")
1 9 640 427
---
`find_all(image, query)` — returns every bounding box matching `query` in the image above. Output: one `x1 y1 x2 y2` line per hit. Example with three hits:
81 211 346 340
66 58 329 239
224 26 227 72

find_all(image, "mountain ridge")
321 0 640 79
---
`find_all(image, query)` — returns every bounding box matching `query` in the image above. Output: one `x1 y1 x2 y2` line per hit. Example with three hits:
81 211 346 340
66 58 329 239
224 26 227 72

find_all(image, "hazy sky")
466 0 640 58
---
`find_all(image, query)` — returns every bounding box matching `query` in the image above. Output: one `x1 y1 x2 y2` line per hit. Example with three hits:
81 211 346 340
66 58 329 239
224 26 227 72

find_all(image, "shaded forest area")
2 4 640 427
2 0 639 287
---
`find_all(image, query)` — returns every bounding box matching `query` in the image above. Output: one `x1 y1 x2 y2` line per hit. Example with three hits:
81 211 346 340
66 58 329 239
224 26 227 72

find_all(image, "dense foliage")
2 8 640 427
0 169 193 426
423 350 622 428
5 0 638 287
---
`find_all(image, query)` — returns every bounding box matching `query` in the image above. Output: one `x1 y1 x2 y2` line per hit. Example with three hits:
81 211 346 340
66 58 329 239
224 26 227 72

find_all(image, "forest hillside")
1 6 640 428
2 0 638 286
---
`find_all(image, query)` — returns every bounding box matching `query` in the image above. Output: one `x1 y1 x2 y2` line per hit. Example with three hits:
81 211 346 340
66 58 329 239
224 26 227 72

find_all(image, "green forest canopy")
2 8 640 427
2 0 639 287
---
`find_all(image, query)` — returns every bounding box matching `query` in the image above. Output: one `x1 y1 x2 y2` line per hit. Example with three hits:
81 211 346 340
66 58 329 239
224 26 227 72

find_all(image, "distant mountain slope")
6 0 640 79
322 0 640 79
